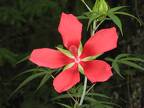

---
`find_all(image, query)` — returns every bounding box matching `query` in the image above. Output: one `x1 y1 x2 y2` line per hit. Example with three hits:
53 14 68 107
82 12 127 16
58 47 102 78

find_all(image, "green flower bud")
93 0 109 15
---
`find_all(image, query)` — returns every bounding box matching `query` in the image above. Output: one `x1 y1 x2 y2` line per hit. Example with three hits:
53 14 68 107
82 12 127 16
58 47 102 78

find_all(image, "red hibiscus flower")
29 12 118 93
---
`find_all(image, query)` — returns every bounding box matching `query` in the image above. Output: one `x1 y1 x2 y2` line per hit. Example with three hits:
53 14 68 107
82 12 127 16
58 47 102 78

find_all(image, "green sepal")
63 63 75 71
56 47 74 59
78 42 83 57
78 64 84 75
82 54 101 61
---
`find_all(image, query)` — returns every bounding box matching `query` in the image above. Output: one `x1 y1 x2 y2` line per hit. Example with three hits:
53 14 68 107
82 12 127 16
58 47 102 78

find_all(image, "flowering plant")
12 0 142 107
29 13 118 93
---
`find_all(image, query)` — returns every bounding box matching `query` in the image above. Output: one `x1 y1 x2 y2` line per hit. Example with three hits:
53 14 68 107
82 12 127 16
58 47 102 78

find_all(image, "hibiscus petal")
81 27 118 58
58 12 82 50
29 48 73 69
81 60 112 83
53 65 80 93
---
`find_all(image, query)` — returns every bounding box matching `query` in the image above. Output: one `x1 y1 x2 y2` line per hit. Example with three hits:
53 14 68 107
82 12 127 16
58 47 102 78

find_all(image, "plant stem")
81 0 92 12
79 77 87 106
67 91 78 104
86 83 96 94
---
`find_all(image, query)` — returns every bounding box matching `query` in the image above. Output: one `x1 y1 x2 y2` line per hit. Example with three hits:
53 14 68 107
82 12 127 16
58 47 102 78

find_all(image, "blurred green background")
0 0 144 108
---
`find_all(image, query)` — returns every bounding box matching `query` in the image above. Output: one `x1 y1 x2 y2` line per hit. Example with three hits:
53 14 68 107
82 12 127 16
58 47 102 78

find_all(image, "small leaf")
112 63 124 78
52 94 80 101
120 57 144 62
109 6 127 12
105 57 114 62
108 12 123 35
77 15 88 19
12 68 51 80
56 102 72 108
15 55 29 64
119 60 144 71
115 53 130 60
87 13 102 30
114 11 141 25
86 93 111 99
10 72 47 97
36 71 53 91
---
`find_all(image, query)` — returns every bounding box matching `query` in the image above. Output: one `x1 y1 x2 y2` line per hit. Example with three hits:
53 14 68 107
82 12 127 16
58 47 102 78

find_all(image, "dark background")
0 0 144 108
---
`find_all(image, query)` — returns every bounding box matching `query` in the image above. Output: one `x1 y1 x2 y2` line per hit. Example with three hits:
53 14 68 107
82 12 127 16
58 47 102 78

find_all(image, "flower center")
74 57 81 63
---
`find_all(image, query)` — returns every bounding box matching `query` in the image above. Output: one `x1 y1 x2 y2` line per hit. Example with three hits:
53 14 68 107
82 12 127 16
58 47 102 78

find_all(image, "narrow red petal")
58 12 82 50
53 65 80 93
81 60 112 83
81 27 118 58
29 48 73 69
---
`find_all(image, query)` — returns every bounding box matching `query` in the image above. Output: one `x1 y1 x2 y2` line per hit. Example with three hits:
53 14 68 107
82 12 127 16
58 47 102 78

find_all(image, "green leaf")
114 11 141 25
120 57 144 62
10 72 47 97
105 57 114 62
115 53 130 60
12 68 51 80
56 47 74 58
36 72 53 91
99 101 121 108
0 48 17 65
86 93 111 99
15 54 29 64
87 13 102 30
85 96 120 108
94 19 105 31
52 94 81 101
77 15 88 19
56 102 72 108
109 6 127 12
108 12 123 35
112 63 124 78
119 60 144 71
